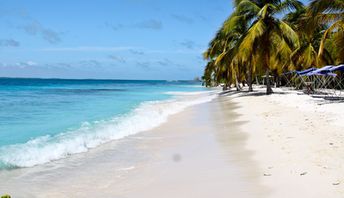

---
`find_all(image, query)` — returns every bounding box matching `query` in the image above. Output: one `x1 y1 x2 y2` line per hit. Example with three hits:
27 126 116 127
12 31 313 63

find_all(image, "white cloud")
14 61 38 68
39 46 138 52
0 39 20 47
20 20 62 44
26 61 37 66
133 19 163 30
37 46 203 54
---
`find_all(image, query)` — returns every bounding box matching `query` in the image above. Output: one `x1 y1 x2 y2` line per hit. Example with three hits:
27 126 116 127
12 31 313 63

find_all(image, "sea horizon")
0 76 200 82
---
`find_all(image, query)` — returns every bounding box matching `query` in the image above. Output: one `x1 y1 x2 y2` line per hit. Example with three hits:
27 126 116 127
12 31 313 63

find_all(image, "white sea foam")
0 90 218 168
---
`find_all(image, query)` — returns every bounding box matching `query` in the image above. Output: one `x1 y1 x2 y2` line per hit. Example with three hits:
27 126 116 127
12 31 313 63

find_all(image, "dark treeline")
202 0 344 94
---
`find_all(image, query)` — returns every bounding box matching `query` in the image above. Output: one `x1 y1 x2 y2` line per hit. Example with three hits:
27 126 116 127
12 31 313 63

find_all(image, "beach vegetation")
203 0 344 94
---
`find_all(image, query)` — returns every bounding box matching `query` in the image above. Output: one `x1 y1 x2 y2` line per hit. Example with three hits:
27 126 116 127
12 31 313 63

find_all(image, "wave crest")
0 90 218 168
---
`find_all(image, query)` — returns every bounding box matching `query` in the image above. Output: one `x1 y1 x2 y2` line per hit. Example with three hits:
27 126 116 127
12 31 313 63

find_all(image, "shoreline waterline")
0 79 217 169
0 93 267 198
3 86 343 197
0 91 219 169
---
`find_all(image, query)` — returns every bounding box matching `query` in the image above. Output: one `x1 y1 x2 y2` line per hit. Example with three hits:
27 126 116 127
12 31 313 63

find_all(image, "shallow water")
0 78 216 168
0 95 267 198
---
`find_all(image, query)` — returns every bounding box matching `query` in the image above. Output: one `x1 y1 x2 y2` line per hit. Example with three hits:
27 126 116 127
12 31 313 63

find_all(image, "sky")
0 0 308 80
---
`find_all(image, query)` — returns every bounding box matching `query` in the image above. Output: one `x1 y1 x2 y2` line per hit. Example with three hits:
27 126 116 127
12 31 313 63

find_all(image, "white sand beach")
1 87 344 197
228 86 344 197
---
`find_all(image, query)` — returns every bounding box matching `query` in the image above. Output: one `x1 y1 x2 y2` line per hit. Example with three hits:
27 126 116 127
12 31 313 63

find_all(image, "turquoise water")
0 78 216 169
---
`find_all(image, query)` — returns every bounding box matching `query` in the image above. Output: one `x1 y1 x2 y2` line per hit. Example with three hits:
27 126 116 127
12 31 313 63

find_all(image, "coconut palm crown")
204 0 302 94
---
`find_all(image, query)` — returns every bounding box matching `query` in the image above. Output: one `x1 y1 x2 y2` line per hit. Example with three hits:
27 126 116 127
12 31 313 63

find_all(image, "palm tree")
202 61 215 87
203 0 302 94
202 0 344 92
234 0 301 94
203 16 246 90
284 7 316 70
308 0 344 65
203 29 232 87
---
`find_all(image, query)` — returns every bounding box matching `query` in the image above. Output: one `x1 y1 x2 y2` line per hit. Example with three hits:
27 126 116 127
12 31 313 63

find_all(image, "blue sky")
0 0 308 80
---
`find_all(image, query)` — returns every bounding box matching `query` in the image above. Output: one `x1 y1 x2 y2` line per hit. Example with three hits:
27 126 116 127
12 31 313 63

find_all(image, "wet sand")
0 96 267 198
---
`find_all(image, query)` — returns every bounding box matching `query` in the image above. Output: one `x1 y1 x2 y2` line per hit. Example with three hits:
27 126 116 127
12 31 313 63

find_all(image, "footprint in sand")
300 172 307 176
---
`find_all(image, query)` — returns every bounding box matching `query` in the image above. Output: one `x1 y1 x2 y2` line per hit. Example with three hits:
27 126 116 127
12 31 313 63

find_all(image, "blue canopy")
305 66 336 76
288 64 343 76
329 64 344 72
296 68 316 75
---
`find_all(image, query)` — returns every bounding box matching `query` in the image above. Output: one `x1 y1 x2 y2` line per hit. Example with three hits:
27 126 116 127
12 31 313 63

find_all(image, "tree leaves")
202 0 343 89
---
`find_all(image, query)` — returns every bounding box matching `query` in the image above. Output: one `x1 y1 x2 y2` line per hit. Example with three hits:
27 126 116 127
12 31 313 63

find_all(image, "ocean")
0 78 217 169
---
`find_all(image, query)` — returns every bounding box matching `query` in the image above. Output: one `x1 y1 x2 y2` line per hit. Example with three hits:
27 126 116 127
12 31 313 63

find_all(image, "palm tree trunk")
263 32 273 95
276 76 281 87
256 76 260 85
235 74 240 91
265 69 273 94
248 66 253 92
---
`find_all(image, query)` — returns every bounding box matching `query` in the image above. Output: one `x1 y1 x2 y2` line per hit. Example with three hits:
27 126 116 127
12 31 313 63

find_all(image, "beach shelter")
303 65 340 95
281 70 296 87
281 68 317 89
305 66 334 89
329 64 344 95
292 68 316 89
261 75 274 85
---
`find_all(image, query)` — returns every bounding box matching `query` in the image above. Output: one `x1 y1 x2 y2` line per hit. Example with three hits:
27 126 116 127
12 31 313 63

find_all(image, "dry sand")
228 86 344 197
